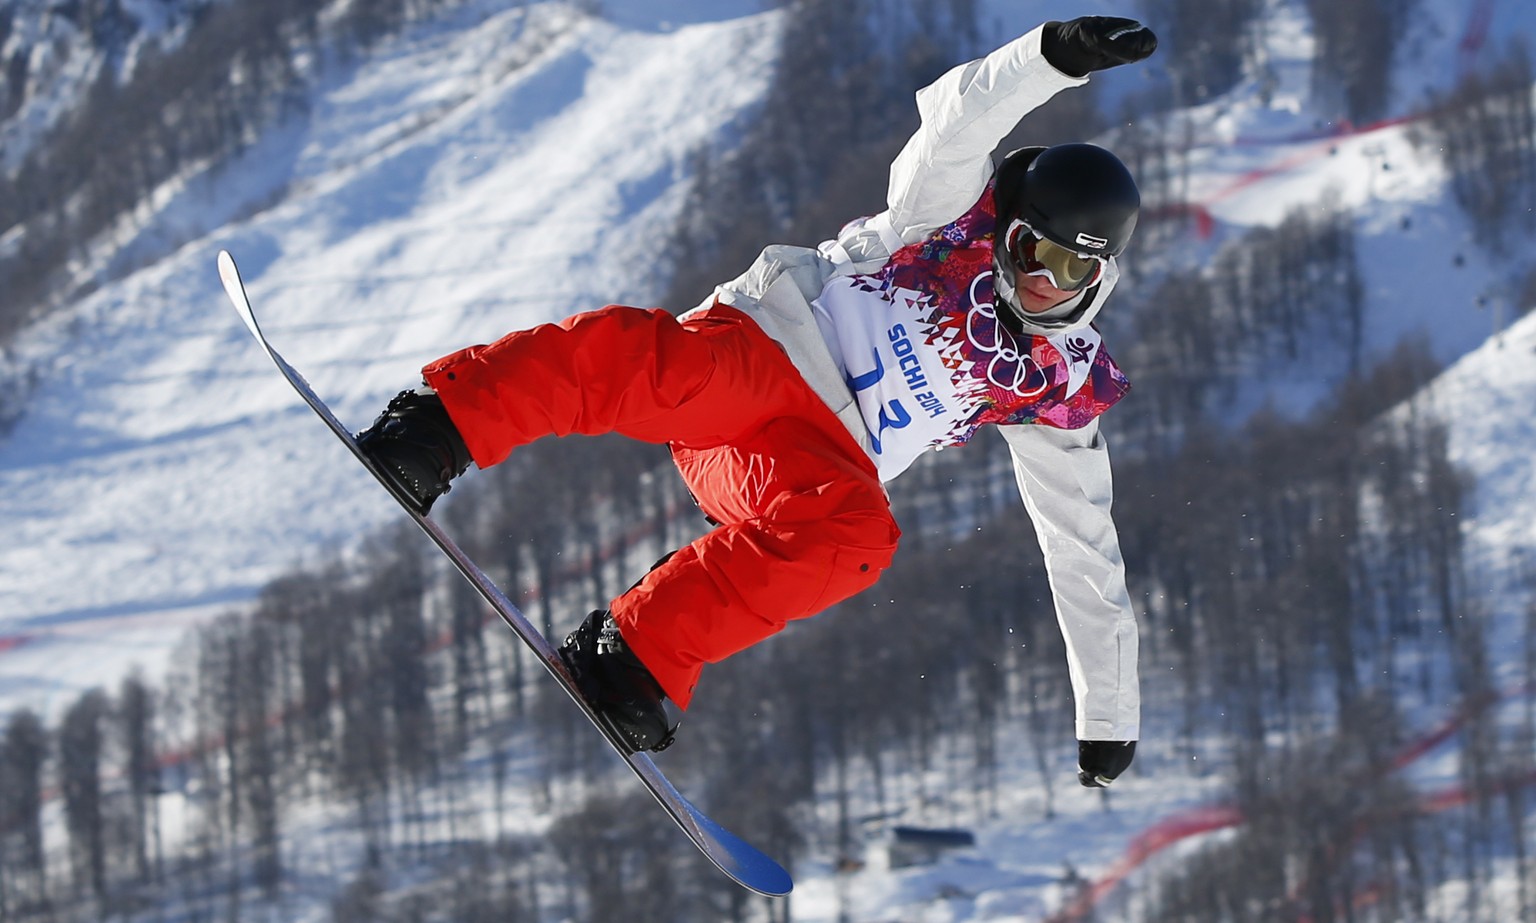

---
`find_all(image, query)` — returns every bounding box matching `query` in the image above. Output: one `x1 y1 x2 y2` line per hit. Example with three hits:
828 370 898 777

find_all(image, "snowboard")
217 250 793 898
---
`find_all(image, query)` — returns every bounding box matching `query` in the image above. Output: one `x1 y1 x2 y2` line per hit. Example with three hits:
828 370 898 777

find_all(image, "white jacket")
693 26 1139 741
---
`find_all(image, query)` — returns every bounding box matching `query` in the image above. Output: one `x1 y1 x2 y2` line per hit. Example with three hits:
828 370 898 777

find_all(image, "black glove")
1042 17 1158 78
1078 740 1136 787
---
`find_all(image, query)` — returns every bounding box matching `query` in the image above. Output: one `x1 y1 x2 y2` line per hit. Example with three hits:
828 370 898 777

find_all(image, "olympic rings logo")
964 272 1049 398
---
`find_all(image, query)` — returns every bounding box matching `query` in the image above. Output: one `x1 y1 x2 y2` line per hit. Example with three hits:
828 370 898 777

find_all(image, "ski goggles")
1005 218 1109 292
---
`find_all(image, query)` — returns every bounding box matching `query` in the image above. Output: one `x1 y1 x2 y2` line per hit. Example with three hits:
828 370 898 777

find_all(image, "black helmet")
994 143 1140 258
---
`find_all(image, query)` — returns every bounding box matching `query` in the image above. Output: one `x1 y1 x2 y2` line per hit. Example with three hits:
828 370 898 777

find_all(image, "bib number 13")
846 348 911 455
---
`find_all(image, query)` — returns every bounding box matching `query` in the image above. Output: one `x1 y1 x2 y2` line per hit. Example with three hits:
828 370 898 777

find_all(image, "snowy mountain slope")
0 0 219 171
0 0 1534 919
1405 305 1536 664
1136 0 1519 352
0 0 1529 737
0 0 778 718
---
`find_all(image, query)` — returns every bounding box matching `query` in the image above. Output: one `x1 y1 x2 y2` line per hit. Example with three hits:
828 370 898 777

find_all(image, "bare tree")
0 708 49 913
1419 38 1536 253
119 673 160 888
1141 0 1263 105
1306 0 1420 122
60 689 111 904
239 618 285 900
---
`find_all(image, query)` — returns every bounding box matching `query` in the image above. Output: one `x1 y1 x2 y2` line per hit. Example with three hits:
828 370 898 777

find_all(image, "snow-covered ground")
6 0 1530 725
1408 304 1536 666
0 0 779 717
2 0 1535 918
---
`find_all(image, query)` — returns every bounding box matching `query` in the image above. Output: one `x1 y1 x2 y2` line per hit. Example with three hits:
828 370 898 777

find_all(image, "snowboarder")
357 16 1156 787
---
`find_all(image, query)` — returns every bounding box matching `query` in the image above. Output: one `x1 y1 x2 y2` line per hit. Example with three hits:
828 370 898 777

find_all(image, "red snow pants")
421 303 900 708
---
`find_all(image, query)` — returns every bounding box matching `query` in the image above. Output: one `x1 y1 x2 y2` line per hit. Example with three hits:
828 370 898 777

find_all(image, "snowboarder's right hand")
1078 739 1136 787
1041 17 1158 78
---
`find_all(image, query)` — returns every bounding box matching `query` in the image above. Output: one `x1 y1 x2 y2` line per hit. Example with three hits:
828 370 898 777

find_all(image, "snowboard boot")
559 610 678 753
355 388 472 514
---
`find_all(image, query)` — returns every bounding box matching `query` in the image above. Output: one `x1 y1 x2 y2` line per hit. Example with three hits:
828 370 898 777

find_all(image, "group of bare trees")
1115 205 1368 440
1140 0 1264 106
0 676 160 921
1126 0 1415 119
1135 0 1420 119
1105 325 1536 923
665 0 993 307
1418 39 1536 254
1134 684 1536 923
1305 0 1422 123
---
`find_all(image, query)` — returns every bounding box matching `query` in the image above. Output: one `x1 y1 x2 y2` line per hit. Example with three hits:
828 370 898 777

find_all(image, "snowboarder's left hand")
1078 739 1136 787
1042 17 1158 78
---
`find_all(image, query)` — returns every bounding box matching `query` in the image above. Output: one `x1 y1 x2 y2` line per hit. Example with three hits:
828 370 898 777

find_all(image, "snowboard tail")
217 250 792 898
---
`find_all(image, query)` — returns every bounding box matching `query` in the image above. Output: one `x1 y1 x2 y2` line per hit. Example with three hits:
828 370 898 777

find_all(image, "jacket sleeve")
821 25 1086 268
999 419 1140 741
